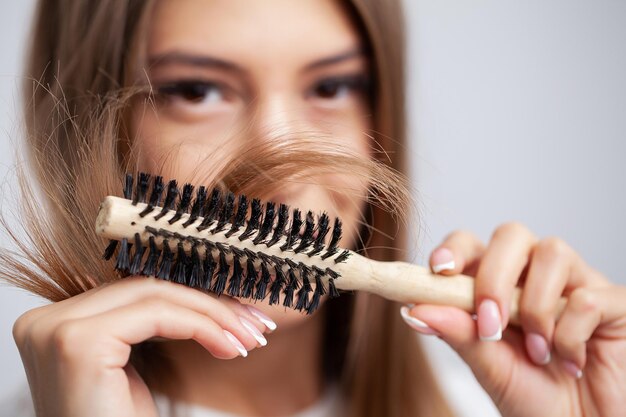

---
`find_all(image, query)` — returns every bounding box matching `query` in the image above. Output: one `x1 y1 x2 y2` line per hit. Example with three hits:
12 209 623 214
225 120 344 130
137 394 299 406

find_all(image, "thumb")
404 304 521 395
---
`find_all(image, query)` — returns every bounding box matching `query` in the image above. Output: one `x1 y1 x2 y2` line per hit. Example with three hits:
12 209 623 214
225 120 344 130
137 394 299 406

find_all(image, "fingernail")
562 360 583 379
240 317 267 347
246 305 277 331
400 306 441 336
223 330 248 357
525 333 551 365
432 248 455 273
478 299 502 341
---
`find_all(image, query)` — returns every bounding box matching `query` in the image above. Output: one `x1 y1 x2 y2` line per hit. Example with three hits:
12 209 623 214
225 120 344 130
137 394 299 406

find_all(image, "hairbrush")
96 173 565 321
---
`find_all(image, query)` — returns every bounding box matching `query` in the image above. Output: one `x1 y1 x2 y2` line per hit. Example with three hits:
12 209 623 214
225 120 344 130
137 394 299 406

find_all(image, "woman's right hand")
12 276 273 417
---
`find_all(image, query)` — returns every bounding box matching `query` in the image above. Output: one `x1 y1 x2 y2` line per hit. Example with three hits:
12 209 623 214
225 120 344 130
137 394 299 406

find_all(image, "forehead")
148 0 362 63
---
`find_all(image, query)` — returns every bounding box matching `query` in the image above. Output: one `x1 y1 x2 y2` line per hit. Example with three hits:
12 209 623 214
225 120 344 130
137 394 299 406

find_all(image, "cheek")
131 105 242 182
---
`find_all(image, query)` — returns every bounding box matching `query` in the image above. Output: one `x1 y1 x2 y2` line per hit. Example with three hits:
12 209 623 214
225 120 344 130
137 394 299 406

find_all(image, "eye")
314 79 349 99
156 80 228 105
310 75 371 101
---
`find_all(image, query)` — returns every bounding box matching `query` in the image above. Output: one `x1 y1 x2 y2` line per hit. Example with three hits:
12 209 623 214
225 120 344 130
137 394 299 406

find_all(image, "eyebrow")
148 52 245 74
304 47 365 70
148 47 365 74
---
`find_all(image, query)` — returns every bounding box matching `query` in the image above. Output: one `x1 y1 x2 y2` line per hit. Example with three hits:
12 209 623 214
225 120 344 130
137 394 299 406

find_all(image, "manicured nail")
432 248 455 273
223 330 248 357
562 360 583 379
400 306 441 336
525 333 551 365
240 317 267 346
478 299 502 341
246 305 277 331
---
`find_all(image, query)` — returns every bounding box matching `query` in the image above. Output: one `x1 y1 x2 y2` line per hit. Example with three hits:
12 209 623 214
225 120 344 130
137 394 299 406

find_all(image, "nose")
247 91 310 141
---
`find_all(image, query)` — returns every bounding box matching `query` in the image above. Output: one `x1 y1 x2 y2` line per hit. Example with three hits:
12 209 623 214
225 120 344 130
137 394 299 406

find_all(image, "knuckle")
535 237 571 261
444 229 479 245
12 311 34 346
141 298 169 317
144 299 175 330
493 221 529 239
52 321 84 359
142 276 183 298
569 288 598 314
520 303 554 335
13 308 47 348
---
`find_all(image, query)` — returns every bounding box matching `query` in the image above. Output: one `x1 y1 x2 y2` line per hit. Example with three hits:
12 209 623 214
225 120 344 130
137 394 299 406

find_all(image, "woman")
4 1 625 416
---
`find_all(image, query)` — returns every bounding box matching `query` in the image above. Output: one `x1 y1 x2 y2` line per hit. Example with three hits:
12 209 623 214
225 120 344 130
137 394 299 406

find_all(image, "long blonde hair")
2 1 454 416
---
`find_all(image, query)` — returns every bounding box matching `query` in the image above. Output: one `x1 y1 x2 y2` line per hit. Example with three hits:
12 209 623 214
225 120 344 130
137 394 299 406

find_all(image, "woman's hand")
12 276 274 417
402 222 626 417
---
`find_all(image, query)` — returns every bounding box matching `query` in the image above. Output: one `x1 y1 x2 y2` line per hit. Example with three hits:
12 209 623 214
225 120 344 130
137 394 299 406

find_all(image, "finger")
54 298 255 364
58 277 269 338
553 286 626 378
476 222 537 339
125 363 160 417
430 230 485 275
405 304 520 394
519 238 574 365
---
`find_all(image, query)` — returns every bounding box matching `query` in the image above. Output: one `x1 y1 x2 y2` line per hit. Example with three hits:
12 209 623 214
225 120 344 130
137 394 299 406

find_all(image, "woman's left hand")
403 222 626 417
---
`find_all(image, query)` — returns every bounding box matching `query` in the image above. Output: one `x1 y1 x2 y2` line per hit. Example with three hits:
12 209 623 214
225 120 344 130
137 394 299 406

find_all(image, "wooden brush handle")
334 252 567 325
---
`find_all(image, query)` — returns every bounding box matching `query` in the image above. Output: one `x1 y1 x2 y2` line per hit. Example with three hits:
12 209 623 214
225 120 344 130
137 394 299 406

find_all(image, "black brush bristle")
188 243 202 288
325 269 340 298
155 180 179 221
308 213 330 256
183 186 207 227
115 238 131 273
169 183 194 224
281 209 302 251
321 218 342 259
307 270 327 314
255 261 271 300
171 241 189 284
139 176 164 217
103 240 118 260
202 244 216 290
141 236 161 276
129 233 145 275
123 174 133 199
269 265 286 305
295 267 312 311
306 287 322 314
328 278 340 298
294 211 315 253
282 269 298 308
133 172 150 205
227 249 244 297
253 202 276 244
239 198 262 240
213 192 235 233
226 195 248 237
156 240 173 279
212 249 230 296
334 250 351 263
197 188 221 231
267 203 289 247
284 259 301 289
242 255 258 298
313 268 326 295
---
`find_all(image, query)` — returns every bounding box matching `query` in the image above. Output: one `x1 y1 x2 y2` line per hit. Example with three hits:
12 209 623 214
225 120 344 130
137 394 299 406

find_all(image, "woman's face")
132 0 372 325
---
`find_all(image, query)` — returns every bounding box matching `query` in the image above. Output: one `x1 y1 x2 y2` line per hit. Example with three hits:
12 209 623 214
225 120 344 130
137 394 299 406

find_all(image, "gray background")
0 1 624 416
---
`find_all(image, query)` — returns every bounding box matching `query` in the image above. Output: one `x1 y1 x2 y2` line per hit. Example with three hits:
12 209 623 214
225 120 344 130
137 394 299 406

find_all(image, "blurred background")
0 1 624 416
